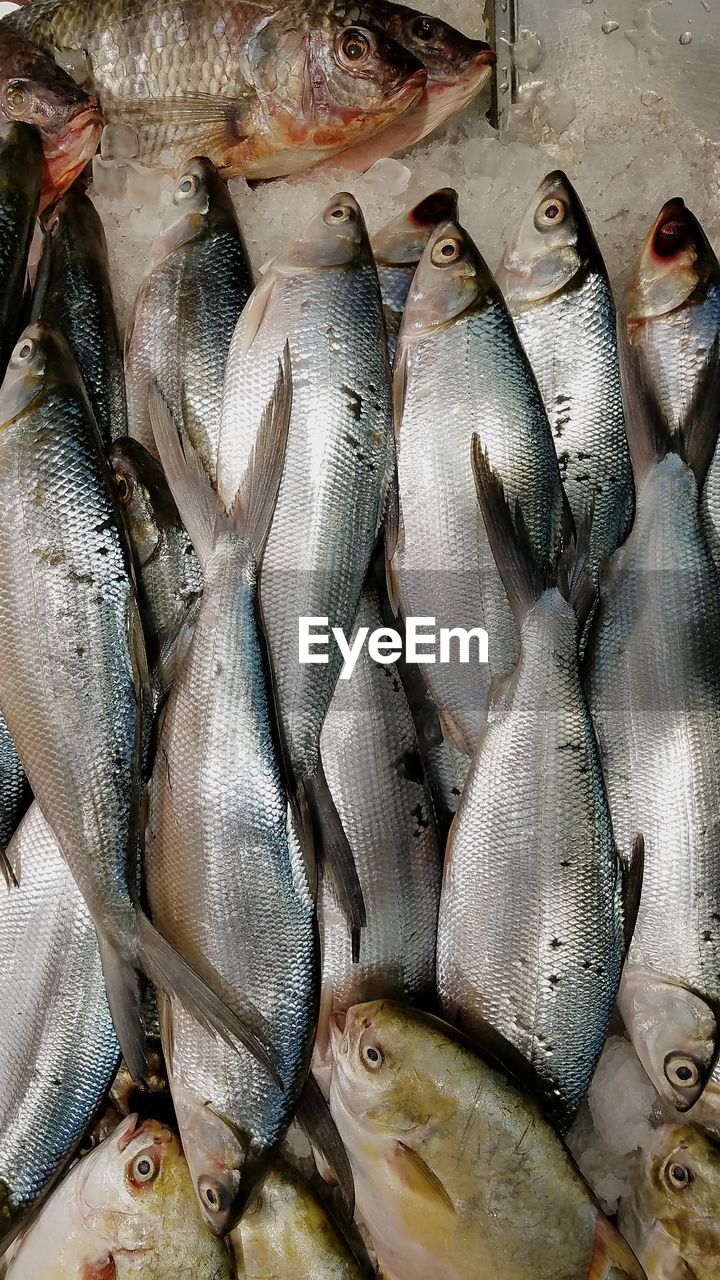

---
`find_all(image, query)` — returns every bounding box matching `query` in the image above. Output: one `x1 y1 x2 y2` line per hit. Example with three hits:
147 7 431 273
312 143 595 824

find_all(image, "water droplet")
702 0 711 12
641 89 661 105
581 0 593 5
679 29 693 42
601 18 620 32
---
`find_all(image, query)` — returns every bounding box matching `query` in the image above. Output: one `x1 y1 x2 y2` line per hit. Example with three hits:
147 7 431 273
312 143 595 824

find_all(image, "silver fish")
0 323 263 1085
498 171 634 568
586 339 720 1114
146 355 318 1236
126 156 253 478
218 192 394 934
37 185 127 449
436 447 630 1133
373 187 458 363
0 802 119 1253
0 715 31 889
390 218 569 757
0 122 41 375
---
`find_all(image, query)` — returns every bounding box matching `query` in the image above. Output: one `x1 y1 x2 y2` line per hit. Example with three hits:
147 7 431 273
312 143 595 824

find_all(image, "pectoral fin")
589 1212 646 1280
387 1141 456 1219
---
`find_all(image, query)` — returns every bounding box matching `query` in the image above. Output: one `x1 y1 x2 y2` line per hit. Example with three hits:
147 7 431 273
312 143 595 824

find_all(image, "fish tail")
304 761 366 960
229 340 292 562
135 911 282 1085
97 931 146 1082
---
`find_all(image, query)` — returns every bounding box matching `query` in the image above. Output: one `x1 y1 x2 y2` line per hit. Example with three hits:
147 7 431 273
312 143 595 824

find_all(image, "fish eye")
114 474 132 503
15 337 35 363
535 198 566 230
664 1159 693 1190
360 1042 384 1070
198 1176 226 1213
176 173 197 198
4 82 27 116
337 28 372 68
431 235 462 266
325 202 357 225
130 1151 158 1184
411 16 437 41
664 1053 701 1090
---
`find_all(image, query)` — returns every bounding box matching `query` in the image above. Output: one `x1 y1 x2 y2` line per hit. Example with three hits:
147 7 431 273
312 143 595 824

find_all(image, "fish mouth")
649 197 696 262
389 64 428 109
41 101 103 209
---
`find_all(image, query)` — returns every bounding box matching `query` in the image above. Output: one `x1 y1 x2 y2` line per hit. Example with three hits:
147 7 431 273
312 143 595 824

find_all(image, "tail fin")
97 932 145 1081
148 343 292 570
620 324 720 491
304 761 366 962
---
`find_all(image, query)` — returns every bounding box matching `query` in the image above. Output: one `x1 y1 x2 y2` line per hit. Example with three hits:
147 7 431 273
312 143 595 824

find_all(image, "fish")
436 448 634 1134
0 26 102 212
623 198 720 573
232 1160 366 1279
328 1000 646 1280
145 353 318 1235
109 437 203 668
618 1125 720 1280
497 170 634 569
0 122 41 376
373 187 459 362
36 185 127 450
6 0 427 179
390 218 569 758
125 156 253 476
318 582 441 1026
218 192 395 939
328 3 495 172
4 1114 235 1278
0 322 272 1087
0 802 119 1255
586 333 720 1114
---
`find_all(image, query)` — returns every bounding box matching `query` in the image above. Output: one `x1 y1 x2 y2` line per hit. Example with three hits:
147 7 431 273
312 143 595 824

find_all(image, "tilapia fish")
0 123 41 375
0 26 102 212
126 157 253 478
0 323 262 1086
6 0 426 178
5 1115 234 1279
390 218 568 757
329 1001 645 1280
623 198 720 572
437 448 631 1134
318 584 441 1021
586 341 720 1113
146 356 317 1235
232 1160 364 1279
327 3 494 171
218 193 394 933
619 1125 720 1280
373 187 458 362
0 803 119 1254
38 186 127 449
110 436 203 667
498 171 634 568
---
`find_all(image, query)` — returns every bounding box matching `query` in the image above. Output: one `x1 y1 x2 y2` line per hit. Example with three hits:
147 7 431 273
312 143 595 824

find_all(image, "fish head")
0 322 73 423
620 972 718 1110
274 192 372 271
171 1084 254 1236
246 2 426 156
109 437 179 569
367 2 495 91
399 218 495 337
498 170 598 306
635 1124 720 1259
625 198 720 323
76 1115 178 1242
154 157 237 263
0 31 102 210
373 188 459 265
45 185 108 265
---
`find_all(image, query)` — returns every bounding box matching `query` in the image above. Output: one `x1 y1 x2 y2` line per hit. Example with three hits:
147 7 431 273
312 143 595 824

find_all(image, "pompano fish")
618 1125 720 1280
110 437 203 666
0 123 41 375
232 1160 365 1279
436 448 634 1134
146 356 318 1234
0 27 102 212
390 218 569 757
6 0 426 178
498 171 634 567
318 583 441 1023
329 1000 646 1280
373 187 458 362
586 339 720 1113
126 157 253 476
0 323 268 1086
623 198 720 573
326 4 494 171
5 1115 234 1279
218 192 394 937
0 802 119 1254
37 186 127 449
